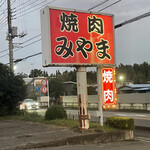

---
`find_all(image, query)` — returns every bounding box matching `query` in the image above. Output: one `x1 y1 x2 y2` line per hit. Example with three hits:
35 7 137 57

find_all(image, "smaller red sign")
42 86 48 94
41 79 47 86
101 68 117 108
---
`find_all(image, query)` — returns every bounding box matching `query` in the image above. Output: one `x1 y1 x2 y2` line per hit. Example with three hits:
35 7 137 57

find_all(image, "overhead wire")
15 0 56 18
14 39 41 52
0 48 8 54
11 0 17 5
0 0 6 8
0 16 7 26
115 11 150 29
14 0 48 16
19 34 41 44
0 22 7 30
13 52 42 64
0 34 41 54
88 0 109 11
0 0 4 4
98 0 121 12
0 39 41 59
13 0 40 11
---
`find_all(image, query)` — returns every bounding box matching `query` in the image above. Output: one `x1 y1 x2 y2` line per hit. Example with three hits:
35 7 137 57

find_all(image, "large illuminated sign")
41 7 115 66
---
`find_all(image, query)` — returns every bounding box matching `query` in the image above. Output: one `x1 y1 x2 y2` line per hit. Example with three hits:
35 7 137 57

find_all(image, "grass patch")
0 111 44 122
0 111 117 133
44 119 117 133
46 119 79 128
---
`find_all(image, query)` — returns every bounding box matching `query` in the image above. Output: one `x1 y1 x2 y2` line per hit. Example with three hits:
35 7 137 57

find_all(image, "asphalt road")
66 109 150 128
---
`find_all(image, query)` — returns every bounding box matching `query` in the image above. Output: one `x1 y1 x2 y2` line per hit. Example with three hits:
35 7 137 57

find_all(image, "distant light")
14 66 17 70
119 76 123 81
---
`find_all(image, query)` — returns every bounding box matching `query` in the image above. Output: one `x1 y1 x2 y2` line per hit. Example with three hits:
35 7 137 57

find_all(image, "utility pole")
7 0 14 71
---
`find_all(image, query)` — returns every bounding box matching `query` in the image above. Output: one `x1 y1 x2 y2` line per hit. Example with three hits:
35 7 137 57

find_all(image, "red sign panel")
42 86 48 94
41 7 115 66
101 68 117 108
41 79 47 86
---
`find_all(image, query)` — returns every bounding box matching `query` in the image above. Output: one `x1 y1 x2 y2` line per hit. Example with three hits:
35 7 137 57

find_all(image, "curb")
5 130 134 150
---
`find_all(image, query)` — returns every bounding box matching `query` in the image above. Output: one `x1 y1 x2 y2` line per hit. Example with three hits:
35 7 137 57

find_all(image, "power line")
115 11 150 29
19 34 41 44
0 8 7 16
0 16 7 26
88 0 109 11
15 0 46 13
11 0 18 5
14 39 41 53
0 22 7 30
0 19 7 28
0 39 41 58
13 0 40 10
0 0 4 4
0 0 6 8
0 48 8 54
0 34 41 53
13 52 42 64
98 0 121 12
15 0 56 18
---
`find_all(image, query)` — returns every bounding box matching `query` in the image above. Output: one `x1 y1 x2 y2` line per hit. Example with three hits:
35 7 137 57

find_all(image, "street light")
14 65 17 70
119 76 124 86
119 76 123 81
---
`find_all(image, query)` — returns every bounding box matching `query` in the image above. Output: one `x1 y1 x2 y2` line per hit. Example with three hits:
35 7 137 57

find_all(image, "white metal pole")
76 66 89 130
97 66 103 126
47 79 50 107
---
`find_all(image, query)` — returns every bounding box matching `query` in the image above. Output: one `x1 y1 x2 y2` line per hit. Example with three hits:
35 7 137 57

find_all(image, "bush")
0 106 9 116
45 105 67 120
0 63 26 116
105 116 135 131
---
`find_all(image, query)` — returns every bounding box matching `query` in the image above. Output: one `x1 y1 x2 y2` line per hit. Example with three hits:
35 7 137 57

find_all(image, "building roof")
23 78 33 84
119 84 150 91
128 84 150 88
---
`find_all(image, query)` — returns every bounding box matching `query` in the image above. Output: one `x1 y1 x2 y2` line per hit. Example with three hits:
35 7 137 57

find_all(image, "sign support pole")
97 66 103 126
76 66 89 130
47 79 50 107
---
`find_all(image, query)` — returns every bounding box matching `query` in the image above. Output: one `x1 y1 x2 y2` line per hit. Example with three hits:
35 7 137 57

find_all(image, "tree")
0 63 26 116
29 69 48 77
48 77 65 104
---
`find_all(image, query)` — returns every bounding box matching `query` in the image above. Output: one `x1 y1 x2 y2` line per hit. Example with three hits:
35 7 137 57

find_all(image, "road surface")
66 110 150 128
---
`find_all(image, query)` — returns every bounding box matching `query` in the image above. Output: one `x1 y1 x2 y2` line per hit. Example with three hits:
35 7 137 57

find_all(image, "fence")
62 93 150 110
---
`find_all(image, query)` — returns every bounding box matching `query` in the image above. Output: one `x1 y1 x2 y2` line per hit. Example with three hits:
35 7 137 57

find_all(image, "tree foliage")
116 62 150 84
0 63 26 116
47 62 150 99
48 77 65 104
29 69 48 77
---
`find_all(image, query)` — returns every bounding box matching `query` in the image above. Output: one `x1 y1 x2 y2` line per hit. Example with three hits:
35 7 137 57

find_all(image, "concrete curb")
5 130 134 150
